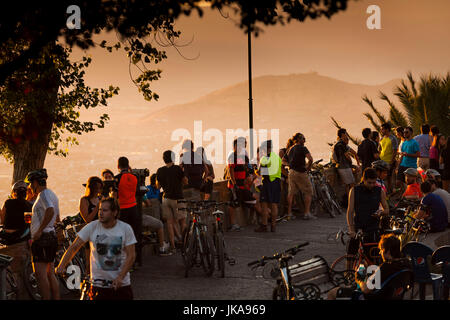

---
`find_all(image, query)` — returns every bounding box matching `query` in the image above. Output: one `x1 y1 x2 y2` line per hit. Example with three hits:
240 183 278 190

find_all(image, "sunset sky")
77 0 450 112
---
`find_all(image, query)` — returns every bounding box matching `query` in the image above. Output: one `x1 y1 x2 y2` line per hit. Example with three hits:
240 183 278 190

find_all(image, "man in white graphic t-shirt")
56 198 136 300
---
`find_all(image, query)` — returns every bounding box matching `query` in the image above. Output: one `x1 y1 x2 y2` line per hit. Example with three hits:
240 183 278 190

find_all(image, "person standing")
346 168 389 267
56 198 136 300
358 128 379 173
0 181 32 244
196 147 215 201
430 134 446 172
157 150 188 252
414 124 432 170
380 123 398 192
255 140 282 232
179 140 208 201
79 176 103 224
283 133 315 220
25 169 60 300
226 137 251 231
333 129 360 204
115 157 140 267
397 126 420 184
441 137 450 192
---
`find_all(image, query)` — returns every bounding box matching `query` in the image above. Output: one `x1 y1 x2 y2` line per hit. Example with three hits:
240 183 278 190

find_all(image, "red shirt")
403 183 423 199
117 172 138 209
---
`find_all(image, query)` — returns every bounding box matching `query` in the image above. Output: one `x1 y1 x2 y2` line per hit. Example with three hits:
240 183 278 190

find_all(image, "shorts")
346 231 380 257
260 178 281 204
288 170 313 196
228 188 256 208
142 214 163 231
90 285 133 300
31 231 58 263
337 168 355 185
162 198 185 221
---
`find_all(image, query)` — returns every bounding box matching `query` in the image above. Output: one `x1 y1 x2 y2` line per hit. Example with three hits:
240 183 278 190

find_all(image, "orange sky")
76 0 450 112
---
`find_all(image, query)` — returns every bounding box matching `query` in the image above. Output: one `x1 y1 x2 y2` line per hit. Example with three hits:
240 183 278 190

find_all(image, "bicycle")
0 253 17 300
202 200 236 278
0 222 42 300
248 242 325 300
51 214 87 294
179 200 216 278
79 275 113 300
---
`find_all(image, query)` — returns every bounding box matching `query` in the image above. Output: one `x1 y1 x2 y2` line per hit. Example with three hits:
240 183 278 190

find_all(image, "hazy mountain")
0 72 400 216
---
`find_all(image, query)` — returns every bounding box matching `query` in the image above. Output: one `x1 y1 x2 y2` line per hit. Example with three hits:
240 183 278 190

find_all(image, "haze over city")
1 0 449 216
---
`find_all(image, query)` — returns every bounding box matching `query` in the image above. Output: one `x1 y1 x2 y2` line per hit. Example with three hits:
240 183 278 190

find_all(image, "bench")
288 255 346 299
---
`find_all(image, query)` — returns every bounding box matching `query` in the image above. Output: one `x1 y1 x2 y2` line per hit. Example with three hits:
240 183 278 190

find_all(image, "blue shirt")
400 139 420 168
421 193 448 232
144 185 160 200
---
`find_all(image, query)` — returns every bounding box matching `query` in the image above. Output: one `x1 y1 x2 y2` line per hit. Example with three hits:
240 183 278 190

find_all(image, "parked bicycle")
179 200 216 278
309 159 343 218
52 214 87 294
202 200 236 278
0 253 17 300
248 242 325 300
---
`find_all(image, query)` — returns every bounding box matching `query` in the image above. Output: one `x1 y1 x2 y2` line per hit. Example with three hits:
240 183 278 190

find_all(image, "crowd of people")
1 121 450 300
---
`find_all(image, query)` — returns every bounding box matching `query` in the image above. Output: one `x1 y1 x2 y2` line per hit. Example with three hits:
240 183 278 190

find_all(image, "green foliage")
0 42 119 161
331 72 450 141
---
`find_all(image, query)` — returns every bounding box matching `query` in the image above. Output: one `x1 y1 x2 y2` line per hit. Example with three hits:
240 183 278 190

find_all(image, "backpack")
224 152 250 181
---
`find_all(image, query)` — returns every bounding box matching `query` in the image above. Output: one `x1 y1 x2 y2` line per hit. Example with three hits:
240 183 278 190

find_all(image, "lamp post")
247 28 254 161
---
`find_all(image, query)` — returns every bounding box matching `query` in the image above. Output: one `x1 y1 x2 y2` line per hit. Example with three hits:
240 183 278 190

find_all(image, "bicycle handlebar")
247 242 309 267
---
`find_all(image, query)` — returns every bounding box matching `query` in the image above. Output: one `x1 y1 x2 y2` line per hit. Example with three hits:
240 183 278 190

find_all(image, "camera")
132 168 150 197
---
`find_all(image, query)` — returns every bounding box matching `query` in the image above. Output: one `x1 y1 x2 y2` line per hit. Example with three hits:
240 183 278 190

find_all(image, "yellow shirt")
380 136 393 163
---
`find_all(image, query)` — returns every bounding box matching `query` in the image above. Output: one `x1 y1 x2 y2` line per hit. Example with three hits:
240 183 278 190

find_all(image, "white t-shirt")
30 188 59 237
433 188 450 223
77 220 137 288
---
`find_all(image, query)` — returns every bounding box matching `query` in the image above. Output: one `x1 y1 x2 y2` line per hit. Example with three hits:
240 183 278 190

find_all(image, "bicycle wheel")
330 254 358 286
5 268 18 300
293 283 321 300
182 228 197 278
23 258 41 300
320 188 336 218
272 282 288 300
215 232 225 278
199 232 215 277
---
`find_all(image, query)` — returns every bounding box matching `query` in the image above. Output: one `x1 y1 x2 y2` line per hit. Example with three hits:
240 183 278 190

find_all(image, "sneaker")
229 224 241 232
286 214 296 221
159 247 173 256
254 225 268 232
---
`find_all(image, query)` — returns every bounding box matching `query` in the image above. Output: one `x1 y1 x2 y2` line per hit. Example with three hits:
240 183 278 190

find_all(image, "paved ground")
131 209 352 300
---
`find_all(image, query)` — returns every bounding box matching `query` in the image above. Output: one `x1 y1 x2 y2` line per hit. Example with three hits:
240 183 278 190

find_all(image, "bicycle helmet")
404 168 418 177
425 169 441 178
372 160 390 171
12 180 28 191
24 169 48 183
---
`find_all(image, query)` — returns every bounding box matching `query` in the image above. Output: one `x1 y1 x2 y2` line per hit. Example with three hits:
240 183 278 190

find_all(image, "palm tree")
332 72 450 138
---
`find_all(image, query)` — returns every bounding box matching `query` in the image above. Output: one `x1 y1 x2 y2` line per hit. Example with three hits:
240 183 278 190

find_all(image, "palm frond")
379 91 408 127
362 95 387 126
